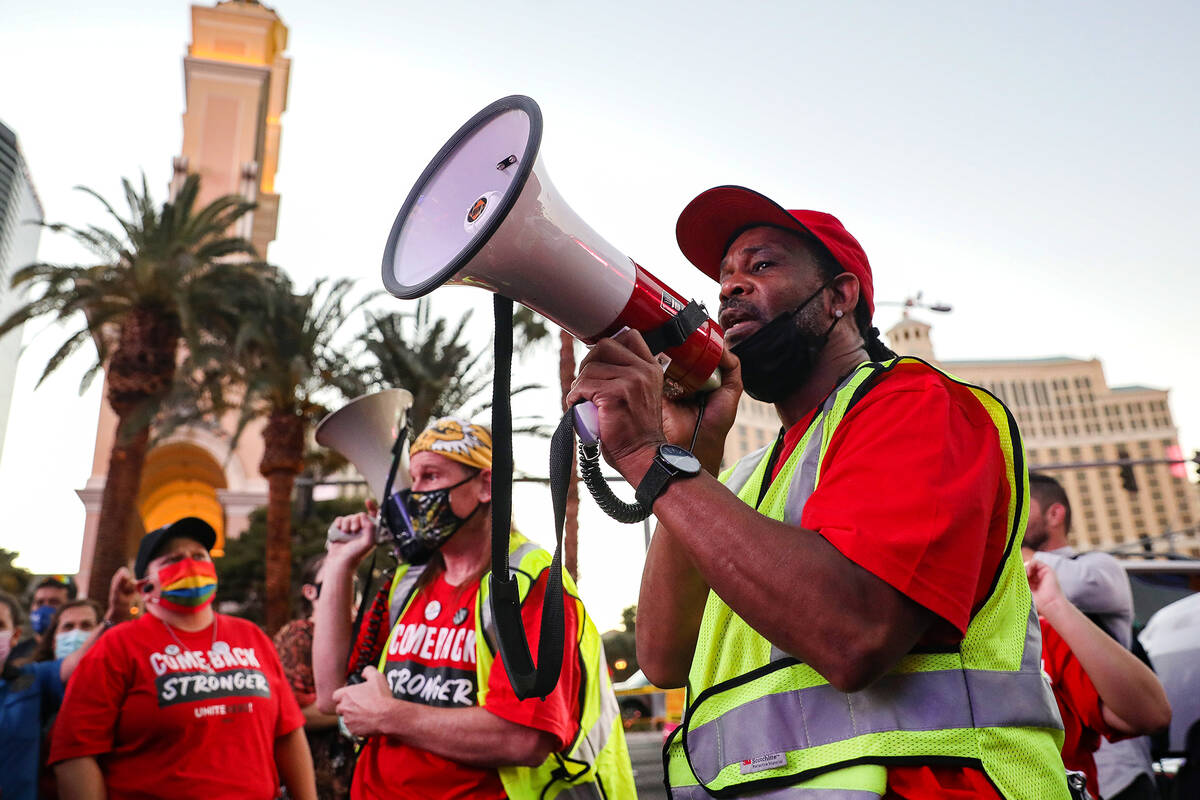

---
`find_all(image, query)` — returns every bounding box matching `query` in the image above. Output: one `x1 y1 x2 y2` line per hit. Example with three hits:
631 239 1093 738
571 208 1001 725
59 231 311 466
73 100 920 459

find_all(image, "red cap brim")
676 186 812 282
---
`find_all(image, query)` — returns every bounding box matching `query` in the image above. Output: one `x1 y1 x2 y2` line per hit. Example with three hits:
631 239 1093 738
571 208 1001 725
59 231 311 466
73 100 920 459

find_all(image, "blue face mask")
31 605 56 636
55 628 91 660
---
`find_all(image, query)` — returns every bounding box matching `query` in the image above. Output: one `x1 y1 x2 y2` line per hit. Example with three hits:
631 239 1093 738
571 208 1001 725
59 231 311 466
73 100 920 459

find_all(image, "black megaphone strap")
489 295 565 700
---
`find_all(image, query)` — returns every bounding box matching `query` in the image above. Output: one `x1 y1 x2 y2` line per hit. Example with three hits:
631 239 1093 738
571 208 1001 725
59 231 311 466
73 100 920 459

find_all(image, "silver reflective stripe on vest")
555 781 606 799
480 540 542 646
768 392 836 661
670 785 881 799
388 564 427 629
725 443 771 496
1022 604 1043 671
684 666 1061 785
781 410 828 530
573 644 618 765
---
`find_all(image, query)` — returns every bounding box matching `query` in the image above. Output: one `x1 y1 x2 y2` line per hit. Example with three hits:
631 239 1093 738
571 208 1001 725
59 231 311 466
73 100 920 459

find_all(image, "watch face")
659 444 701 474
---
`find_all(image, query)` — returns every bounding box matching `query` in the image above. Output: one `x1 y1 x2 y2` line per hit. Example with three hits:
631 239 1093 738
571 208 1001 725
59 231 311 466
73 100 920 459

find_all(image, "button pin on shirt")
424 601 442 621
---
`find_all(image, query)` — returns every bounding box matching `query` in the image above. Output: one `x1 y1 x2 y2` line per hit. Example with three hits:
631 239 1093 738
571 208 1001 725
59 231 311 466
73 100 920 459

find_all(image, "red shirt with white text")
351 568 582 800
49 612 304 799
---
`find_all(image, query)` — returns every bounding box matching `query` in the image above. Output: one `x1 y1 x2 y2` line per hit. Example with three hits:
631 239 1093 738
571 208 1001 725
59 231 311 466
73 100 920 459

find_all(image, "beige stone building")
76 0 290 592
722 317 1200 557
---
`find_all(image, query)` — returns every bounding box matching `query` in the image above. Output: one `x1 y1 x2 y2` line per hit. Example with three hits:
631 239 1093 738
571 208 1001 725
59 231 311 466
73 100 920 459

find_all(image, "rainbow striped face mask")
153 558 218 614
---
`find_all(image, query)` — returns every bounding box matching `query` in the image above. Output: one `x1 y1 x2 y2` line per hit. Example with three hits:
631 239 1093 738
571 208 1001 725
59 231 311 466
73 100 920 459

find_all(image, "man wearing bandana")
567 187 1072 799
314 417 634 800
50 518 317 799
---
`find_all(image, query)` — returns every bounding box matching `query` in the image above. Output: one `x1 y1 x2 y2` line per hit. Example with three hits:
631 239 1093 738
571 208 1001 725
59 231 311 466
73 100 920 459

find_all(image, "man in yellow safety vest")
567 186 1071 799
314 416 635 799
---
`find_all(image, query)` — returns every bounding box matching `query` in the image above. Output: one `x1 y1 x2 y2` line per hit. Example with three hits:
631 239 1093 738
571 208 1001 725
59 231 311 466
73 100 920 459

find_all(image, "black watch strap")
635 444 702 509
635 459 676 509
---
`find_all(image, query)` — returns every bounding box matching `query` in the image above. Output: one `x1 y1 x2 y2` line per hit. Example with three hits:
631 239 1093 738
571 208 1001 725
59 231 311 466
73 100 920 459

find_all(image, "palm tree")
353 300 546 434
557 330 582 581
172 276 363 633
0 174 265 600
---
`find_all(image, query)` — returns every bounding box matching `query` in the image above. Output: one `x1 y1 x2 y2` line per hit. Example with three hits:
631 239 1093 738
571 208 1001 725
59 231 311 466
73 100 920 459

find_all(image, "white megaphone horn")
380 95 724 440
314 389 413 545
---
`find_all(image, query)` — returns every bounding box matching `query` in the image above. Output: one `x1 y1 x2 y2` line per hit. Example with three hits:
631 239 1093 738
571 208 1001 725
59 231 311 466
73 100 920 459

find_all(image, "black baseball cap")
134 518 217 579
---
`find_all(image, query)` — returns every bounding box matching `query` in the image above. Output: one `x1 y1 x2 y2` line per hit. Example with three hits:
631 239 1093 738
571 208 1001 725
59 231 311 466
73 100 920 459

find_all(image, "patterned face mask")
151 558 218 614
395 473 482 564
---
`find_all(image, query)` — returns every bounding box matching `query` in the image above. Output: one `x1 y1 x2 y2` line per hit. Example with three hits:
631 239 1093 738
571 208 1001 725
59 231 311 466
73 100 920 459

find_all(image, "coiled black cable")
578 441 652 523
577 394 708 523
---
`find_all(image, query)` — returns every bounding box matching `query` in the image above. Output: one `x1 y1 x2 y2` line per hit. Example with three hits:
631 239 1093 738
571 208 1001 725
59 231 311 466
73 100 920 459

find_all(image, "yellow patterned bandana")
410 417 493 471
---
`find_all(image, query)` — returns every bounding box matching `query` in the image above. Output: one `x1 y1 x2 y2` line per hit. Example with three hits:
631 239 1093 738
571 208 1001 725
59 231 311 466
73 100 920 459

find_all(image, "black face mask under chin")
729 281 841 404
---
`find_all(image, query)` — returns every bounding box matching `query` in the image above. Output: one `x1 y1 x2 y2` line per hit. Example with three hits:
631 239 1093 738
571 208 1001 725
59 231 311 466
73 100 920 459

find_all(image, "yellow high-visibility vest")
666 358 1069 799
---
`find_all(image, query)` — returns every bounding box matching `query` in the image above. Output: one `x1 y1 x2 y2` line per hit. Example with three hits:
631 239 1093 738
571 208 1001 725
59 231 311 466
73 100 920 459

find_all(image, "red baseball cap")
676 185 874 316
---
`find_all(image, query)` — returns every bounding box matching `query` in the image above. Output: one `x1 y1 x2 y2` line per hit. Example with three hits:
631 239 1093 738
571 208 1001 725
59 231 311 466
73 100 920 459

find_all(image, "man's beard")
1022 514 1049 551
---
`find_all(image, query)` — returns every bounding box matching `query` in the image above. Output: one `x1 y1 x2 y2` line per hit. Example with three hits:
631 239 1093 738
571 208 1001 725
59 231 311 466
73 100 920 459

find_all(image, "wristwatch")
635 444 702 509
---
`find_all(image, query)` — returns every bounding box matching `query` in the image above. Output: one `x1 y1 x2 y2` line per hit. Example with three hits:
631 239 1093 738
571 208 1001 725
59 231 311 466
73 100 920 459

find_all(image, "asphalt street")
627 729 667 799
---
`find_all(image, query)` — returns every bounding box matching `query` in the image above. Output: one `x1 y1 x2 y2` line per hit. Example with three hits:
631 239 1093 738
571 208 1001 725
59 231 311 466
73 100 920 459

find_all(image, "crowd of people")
1 185 1195 799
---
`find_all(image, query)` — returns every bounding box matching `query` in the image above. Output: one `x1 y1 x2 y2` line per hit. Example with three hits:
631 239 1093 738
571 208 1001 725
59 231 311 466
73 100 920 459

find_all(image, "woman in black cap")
49 517 317 800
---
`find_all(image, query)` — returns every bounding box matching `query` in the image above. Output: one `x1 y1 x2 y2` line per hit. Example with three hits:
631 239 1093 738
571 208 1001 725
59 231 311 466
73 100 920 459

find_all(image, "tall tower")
174 0 290 258
884 315 936 363
75 1 290 594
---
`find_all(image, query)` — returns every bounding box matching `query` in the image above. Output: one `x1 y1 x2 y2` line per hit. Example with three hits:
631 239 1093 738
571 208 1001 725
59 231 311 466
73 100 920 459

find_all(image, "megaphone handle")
325 516 390 546
572 401 600 445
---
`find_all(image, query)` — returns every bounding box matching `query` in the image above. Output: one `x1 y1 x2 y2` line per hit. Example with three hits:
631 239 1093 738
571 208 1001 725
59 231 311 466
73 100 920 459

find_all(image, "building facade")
76 0 290 593
892 318 1200 557
722 318 1200 557
0 121 44 463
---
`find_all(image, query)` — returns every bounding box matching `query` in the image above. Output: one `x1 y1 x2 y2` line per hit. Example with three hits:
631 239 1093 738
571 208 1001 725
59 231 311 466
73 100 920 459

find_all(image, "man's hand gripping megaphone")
566 328 742 495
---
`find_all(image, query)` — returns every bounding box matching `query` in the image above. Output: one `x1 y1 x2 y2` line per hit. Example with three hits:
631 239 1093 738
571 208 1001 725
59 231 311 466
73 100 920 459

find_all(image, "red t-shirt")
49 612 305 800
351 568 582 800
1040 618 1126 799
765 363 1013 799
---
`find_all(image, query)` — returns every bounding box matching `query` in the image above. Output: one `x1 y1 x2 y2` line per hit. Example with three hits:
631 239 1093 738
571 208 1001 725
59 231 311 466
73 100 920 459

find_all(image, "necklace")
160 615 221 673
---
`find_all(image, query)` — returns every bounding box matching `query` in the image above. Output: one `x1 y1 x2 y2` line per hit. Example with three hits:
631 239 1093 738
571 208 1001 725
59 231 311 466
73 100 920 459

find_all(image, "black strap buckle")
641 300 707 355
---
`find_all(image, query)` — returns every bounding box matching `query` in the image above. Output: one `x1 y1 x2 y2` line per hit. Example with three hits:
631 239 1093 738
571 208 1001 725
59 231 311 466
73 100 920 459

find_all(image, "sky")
1 0 1198 630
